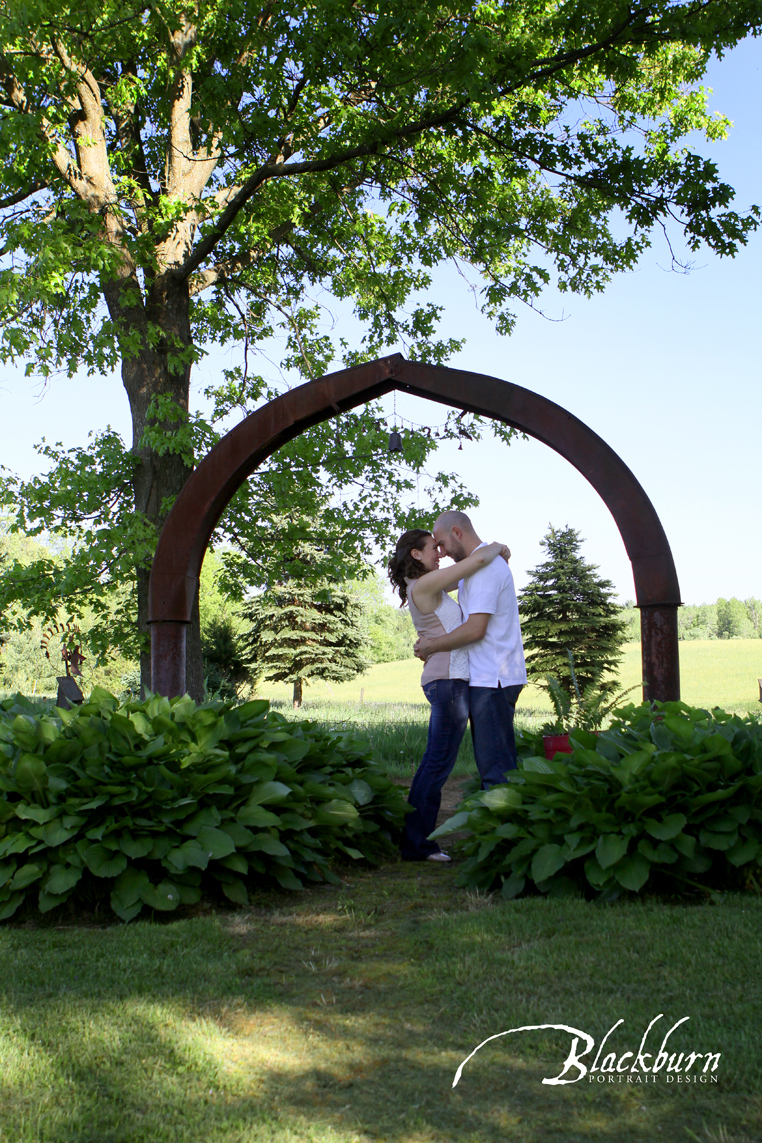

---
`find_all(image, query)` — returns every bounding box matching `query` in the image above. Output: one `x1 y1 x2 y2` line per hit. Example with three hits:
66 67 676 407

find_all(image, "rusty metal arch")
149 354 681 701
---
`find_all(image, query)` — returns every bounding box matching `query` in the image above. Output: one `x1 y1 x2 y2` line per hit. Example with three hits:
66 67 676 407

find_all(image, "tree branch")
0 180 49 208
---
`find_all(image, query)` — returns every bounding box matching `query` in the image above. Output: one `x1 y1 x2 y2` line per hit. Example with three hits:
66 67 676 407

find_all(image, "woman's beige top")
406 578 470 686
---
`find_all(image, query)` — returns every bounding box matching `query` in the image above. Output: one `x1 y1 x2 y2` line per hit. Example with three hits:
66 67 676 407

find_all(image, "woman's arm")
414 614 490 659
410 542 510 615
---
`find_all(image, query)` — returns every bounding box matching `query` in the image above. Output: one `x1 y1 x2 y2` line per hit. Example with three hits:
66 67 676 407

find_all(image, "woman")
388 529 510 862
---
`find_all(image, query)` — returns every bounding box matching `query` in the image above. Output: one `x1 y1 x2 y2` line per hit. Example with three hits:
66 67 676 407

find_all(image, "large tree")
1 0 760 694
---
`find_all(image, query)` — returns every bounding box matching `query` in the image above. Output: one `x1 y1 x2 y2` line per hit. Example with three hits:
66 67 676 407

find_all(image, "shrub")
433 701 762 901
0 689 408 922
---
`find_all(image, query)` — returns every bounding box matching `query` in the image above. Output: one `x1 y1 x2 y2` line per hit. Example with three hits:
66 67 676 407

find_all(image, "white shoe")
426 851 452 863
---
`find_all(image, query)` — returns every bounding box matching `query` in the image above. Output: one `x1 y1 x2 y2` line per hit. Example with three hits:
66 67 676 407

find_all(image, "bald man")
414 511 527 786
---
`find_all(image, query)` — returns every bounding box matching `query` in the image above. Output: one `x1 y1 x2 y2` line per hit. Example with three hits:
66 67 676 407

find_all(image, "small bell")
388 431 403 453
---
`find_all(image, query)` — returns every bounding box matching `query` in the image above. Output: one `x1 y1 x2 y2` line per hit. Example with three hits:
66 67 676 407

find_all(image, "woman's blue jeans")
401 678 470 860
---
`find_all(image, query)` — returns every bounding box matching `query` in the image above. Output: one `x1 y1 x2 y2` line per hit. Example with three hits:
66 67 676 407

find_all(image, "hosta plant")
0 689 408 922
432 702 762 901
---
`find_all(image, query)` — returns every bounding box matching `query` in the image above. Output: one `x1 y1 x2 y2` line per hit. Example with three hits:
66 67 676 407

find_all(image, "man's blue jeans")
401 678 470 860
469 683 524 788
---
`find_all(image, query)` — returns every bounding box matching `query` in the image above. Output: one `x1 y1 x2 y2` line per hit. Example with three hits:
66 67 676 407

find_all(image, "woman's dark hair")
387 529 432 606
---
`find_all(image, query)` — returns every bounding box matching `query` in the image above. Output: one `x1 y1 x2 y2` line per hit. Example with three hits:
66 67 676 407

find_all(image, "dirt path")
393 774 475 829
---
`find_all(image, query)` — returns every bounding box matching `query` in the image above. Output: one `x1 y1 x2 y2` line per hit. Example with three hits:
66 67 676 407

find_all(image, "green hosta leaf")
197 827 236 859
33 821 80 847
645 814 687 840
83 844 128 878
501 874 526 899
726 837 759 867
163 839 210 872
112 867 150 908
313 800 359 825
274 867 303 891
584 856 613 889
14 805 58 824
247 833 290 857
0 833 36 856
430 812 470 838
236 805 281 828
614 854 651 892
349 779 374 806
480 787 523 811
637 839 678 864
119 834 154 859
219 853 248 875
673 833 696 858
181 807 221 835
10 861 47 890
0 860 16 888
140 879 181 911
110 897 144 923
0 892 24 920
531 844 566 883
42 865 82 895
38 890 69 913
246 781 293 806
15 754 48 793
221 878 249 906
699 828 738 851
596 834 629 869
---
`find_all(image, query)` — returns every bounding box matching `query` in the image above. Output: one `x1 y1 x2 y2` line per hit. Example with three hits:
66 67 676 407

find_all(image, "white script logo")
453 1015 720 1087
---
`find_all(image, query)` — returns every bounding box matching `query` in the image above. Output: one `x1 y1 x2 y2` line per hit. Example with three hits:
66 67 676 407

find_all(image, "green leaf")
42 865 82 895
15 754 48 793
614 854 651 892
38 890 68 913
596 834 629 869
531 844 566 883
274 867 303 891
110 897 144 923
236 805 281 827
119 834 154 859
699 828 738 851
430 811 470 837
112 867 150 908
10 861 47 890
313 799 359 825
726 837 759 867
82 844 128 878
140 879 181 911
349 778 374 806
197 826 236 859
645 814 687 840
247 833 290 857
163 839 210 872
480 787 522 811
14 805 58 823
246 781 293 806
501 874 526 899
221 878 249 906
0 893 24 920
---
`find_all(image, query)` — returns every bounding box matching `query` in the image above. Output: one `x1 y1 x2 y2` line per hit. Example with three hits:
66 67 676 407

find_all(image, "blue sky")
1 38 760 606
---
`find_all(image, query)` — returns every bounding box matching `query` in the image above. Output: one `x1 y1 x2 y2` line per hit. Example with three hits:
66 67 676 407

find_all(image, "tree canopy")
1 0 760 692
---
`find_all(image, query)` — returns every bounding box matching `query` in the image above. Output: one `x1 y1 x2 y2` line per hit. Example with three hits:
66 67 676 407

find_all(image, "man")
414 510 526 786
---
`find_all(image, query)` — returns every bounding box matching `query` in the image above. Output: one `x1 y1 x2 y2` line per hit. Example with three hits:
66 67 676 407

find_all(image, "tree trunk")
293 677 303 708
105 273 205 700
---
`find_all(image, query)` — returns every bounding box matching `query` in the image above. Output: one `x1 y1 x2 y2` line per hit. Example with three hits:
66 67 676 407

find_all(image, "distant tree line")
620 598 762 641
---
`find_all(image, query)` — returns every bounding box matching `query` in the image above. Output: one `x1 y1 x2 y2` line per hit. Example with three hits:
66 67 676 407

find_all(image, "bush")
0 689 408 922
433 702 762 901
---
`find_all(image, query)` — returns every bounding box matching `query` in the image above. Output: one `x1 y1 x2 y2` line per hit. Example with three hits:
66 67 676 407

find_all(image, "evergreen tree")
518 526 628 697
241 585 370 708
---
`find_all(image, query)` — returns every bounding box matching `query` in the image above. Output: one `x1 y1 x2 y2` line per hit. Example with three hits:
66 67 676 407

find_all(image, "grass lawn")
257 640 762 715
1 862 761 1143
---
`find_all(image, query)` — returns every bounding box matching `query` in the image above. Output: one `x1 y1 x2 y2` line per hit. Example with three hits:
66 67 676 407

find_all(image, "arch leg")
640 605 680 704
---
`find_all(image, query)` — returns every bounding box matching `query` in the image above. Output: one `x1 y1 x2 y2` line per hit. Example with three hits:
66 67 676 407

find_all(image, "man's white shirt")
458 544 527 688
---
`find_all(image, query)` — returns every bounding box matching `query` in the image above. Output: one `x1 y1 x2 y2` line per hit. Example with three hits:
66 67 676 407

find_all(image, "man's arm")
414 614 489 661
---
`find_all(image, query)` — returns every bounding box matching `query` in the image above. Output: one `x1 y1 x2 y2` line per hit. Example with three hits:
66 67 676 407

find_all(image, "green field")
258 640 762 714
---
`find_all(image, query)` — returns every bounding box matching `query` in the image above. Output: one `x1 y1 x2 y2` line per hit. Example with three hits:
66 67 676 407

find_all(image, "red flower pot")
543 734 572 759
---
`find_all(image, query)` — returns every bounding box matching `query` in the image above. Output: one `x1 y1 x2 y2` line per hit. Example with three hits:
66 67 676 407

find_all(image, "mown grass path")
1 862 761 1143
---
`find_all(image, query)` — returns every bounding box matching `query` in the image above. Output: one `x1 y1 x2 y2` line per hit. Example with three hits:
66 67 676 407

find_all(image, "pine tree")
241 585 370 707
518 526 628 697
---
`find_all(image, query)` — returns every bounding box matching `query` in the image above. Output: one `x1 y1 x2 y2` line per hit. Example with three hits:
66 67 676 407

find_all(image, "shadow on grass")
1 864 761 1143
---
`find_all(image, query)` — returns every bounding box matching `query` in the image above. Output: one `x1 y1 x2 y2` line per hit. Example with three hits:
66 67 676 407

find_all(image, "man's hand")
414 635 437 661
500 544 511 563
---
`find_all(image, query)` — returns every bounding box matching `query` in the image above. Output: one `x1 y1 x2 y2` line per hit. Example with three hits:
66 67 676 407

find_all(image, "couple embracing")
388 511 526 863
